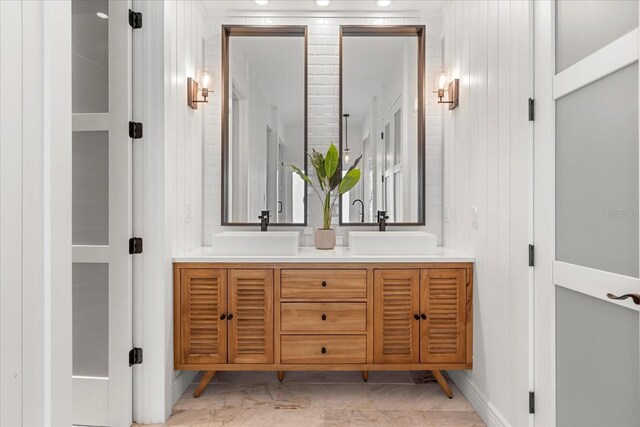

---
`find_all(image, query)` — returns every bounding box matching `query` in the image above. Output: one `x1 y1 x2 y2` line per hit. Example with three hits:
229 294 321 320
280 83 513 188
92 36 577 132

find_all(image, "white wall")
202 11 444 246
0 1 72 426
441 1 532 426
132 0 205 423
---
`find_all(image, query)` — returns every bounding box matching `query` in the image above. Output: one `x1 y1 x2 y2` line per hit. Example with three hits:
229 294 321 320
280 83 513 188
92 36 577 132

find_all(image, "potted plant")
289 143 361 250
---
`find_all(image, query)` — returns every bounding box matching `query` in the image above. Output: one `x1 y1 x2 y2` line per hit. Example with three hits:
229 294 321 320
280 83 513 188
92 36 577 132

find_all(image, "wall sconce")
434 70 459 110
188 71 211 110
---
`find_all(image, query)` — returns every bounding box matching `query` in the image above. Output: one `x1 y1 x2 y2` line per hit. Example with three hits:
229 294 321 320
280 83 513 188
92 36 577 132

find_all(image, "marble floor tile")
274 383 474 412
144 371 485 427
173 383 277 411
324 409 485 427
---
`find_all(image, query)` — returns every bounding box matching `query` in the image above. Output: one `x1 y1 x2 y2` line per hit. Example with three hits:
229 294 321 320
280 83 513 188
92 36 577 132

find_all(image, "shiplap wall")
0 1 72 425
131 0 205 422
441 1 532 426
165 0 205 417
201 11 443 246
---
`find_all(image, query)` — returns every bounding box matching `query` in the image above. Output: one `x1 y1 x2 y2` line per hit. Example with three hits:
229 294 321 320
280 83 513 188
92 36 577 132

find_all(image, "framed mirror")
222 26 308 226
339 26 425 225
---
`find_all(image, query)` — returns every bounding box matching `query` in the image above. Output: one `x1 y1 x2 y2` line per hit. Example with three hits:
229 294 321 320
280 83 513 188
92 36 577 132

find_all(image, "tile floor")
141 371 485 427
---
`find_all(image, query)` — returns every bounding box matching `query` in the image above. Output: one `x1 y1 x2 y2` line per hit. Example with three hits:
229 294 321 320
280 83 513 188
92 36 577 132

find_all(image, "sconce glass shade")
434 69 449 93
201 72 210 91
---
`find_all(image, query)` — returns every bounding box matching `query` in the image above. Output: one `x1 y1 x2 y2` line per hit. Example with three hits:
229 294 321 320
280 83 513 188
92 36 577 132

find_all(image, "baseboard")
172 371 197 406
448 371 511 427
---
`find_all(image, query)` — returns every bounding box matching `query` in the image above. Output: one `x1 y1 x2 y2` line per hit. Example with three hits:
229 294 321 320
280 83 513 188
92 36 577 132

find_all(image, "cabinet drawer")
280 335 367 364
281 269 367 300
281 303 367 332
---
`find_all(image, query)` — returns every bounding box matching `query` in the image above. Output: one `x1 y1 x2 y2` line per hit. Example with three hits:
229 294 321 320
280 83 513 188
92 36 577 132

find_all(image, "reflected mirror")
339 26 425 225
222 26 308 225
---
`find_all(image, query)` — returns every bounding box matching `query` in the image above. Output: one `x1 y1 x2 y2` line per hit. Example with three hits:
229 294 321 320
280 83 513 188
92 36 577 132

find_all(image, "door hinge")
529 244 535 267
528 98 535 121
129 9 142 29
129 237 143 254
129 121 143 139
129 348 143 366
381 132 384 139
529 391 535 414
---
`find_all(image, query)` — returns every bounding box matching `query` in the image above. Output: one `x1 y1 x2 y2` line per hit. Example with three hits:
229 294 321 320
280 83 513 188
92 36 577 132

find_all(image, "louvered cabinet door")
373 269 420 363
228 269 274 364
180 269 227 364
420 269 467 363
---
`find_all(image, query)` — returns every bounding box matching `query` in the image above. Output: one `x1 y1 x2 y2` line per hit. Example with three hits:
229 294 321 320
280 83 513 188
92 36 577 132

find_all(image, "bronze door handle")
607 293 640 305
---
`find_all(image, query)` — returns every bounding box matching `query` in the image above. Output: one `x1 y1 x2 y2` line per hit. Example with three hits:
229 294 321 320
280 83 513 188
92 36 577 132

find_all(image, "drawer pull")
413 314 420 320
321 281 327 287
421 313 427 320
227 314 233 320
220 314 226 320
321 314 327 321
321 347 327 354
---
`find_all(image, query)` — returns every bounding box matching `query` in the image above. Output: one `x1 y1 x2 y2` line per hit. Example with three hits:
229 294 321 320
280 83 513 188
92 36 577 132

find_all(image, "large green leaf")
309 150 325 177
308 151 326 191
329 157 342 191
338 168 361 195
346 155 362 174
330 154 362 191
324 143 339 179
288 164 312 186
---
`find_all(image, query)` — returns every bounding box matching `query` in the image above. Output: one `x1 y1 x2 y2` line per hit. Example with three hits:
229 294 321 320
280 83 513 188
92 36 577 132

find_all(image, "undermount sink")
348 231 438 255
211 231 299 256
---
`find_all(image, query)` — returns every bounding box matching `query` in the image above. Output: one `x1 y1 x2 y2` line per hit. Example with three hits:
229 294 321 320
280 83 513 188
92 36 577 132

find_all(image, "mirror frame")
338 25 426 226
221 25 309 226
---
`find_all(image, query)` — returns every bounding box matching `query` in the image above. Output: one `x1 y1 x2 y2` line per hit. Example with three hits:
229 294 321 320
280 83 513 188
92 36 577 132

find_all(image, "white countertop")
173 246 474 263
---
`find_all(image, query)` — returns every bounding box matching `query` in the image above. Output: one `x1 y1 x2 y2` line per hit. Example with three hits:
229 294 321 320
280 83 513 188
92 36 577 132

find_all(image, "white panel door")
535 1 640 426
71 0 132 425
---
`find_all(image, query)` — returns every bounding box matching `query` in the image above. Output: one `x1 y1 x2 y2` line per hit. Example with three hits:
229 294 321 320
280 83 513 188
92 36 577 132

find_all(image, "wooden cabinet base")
174 263 473 400
432 370 453 398
193 371 216 398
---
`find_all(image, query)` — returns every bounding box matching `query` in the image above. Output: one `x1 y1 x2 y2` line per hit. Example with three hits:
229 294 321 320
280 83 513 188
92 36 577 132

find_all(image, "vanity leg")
432 370 453 399
362 371 369 382
193 371 216 398
277 371 285 382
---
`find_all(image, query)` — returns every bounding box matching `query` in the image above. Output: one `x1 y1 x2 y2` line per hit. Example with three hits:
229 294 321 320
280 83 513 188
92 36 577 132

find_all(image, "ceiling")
202 0 448 15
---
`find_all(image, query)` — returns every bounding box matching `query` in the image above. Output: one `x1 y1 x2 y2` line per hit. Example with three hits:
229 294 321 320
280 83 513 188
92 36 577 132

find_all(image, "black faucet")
259 210 270 232
377 210 389 232
352 199 365 223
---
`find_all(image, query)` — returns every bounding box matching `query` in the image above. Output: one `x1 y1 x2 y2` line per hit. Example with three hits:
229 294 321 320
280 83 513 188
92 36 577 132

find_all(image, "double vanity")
173 23 473 401
173 232 474 399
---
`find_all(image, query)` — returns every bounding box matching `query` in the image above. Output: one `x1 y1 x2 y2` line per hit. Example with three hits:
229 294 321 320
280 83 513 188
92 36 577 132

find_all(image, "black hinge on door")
129 121 143 139
129 237 143 254
381 132 384 139
528 98 535 121
129 348 143 366
529 391 535 414
129 9 142 29
529 244 535 267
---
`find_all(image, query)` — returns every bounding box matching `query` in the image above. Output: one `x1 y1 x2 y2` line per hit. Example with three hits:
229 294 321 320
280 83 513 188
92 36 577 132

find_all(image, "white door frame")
533 3 640 426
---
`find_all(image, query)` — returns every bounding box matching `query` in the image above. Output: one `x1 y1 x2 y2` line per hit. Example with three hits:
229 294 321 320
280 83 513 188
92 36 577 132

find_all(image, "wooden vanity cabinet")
174 262 473 397
174 268 274 366
372 268 468 365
